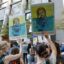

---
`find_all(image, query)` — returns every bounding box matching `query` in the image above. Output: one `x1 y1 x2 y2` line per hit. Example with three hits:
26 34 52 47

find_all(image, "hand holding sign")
17 37 22 44
16 37 23 53
43 32 49 39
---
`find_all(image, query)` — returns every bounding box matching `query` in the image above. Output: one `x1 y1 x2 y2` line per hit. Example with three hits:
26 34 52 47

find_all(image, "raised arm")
4 53 22 64
4 38 23 64
44 33 57 55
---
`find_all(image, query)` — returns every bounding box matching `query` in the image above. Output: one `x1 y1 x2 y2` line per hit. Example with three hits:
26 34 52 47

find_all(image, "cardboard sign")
9 15 27 40
31 3 55 34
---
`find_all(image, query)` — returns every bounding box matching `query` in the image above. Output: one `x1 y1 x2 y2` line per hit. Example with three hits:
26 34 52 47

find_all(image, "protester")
9 47 24 64
35 33 57 64
27 46 35 64
0 40 23 64
27 39 33 54
21 39 28 64
53 41 61 64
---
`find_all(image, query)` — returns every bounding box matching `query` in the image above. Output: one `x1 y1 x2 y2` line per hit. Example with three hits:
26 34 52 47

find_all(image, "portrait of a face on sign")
12 18 21 36
9 15 27 40
36 7 47 31
31 3 54 34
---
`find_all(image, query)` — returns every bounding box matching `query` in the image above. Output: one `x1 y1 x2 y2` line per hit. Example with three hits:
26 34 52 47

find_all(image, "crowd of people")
0 33 62 64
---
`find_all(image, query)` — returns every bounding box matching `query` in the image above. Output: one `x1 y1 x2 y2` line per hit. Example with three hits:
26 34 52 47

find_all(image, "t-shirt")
49 53 56 64
27 54 35 64
36 52 56 64
42 61 46 64
22 43 28 53
37 60 46 64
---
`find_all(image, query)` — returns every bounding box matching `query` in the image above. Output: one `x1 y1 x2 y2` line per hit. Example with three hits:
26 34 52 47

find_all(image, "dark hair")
35 43 51 58
11 47 19 55
22 39 24 42
10 47 20 64
37 7 46 18
13 18 19 24
11 41 19 47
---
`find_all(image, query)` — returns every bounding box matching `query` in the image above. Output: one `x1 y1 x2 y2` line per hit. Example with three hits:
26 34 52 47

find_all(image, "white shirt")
49 53 56 64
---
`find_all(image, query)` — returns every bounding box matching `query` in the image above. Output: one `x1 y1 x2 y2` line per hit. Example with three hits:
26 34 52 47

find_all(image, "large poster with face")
31 3 54 34
9 15 27 40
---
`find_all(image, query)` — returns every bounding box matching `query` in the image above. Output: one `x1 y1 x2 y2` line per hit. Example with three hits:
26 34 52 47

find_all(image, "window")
42 0 48 3
31 0 49 4
2 0 8 3
1 0 8 7
1 2 8 7
12 0 21 3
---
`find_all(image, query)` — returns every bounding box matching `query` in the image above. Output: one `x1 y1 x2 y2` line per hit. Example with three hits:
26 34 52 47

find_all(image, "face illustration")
13 18 20 25
37 7 46 18
12 18 21 36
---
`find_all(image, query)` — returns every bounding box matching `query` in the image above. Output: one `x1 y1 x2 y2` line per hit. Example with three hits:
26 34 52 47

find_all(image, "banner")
31 3 54 34
9 15 27 40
